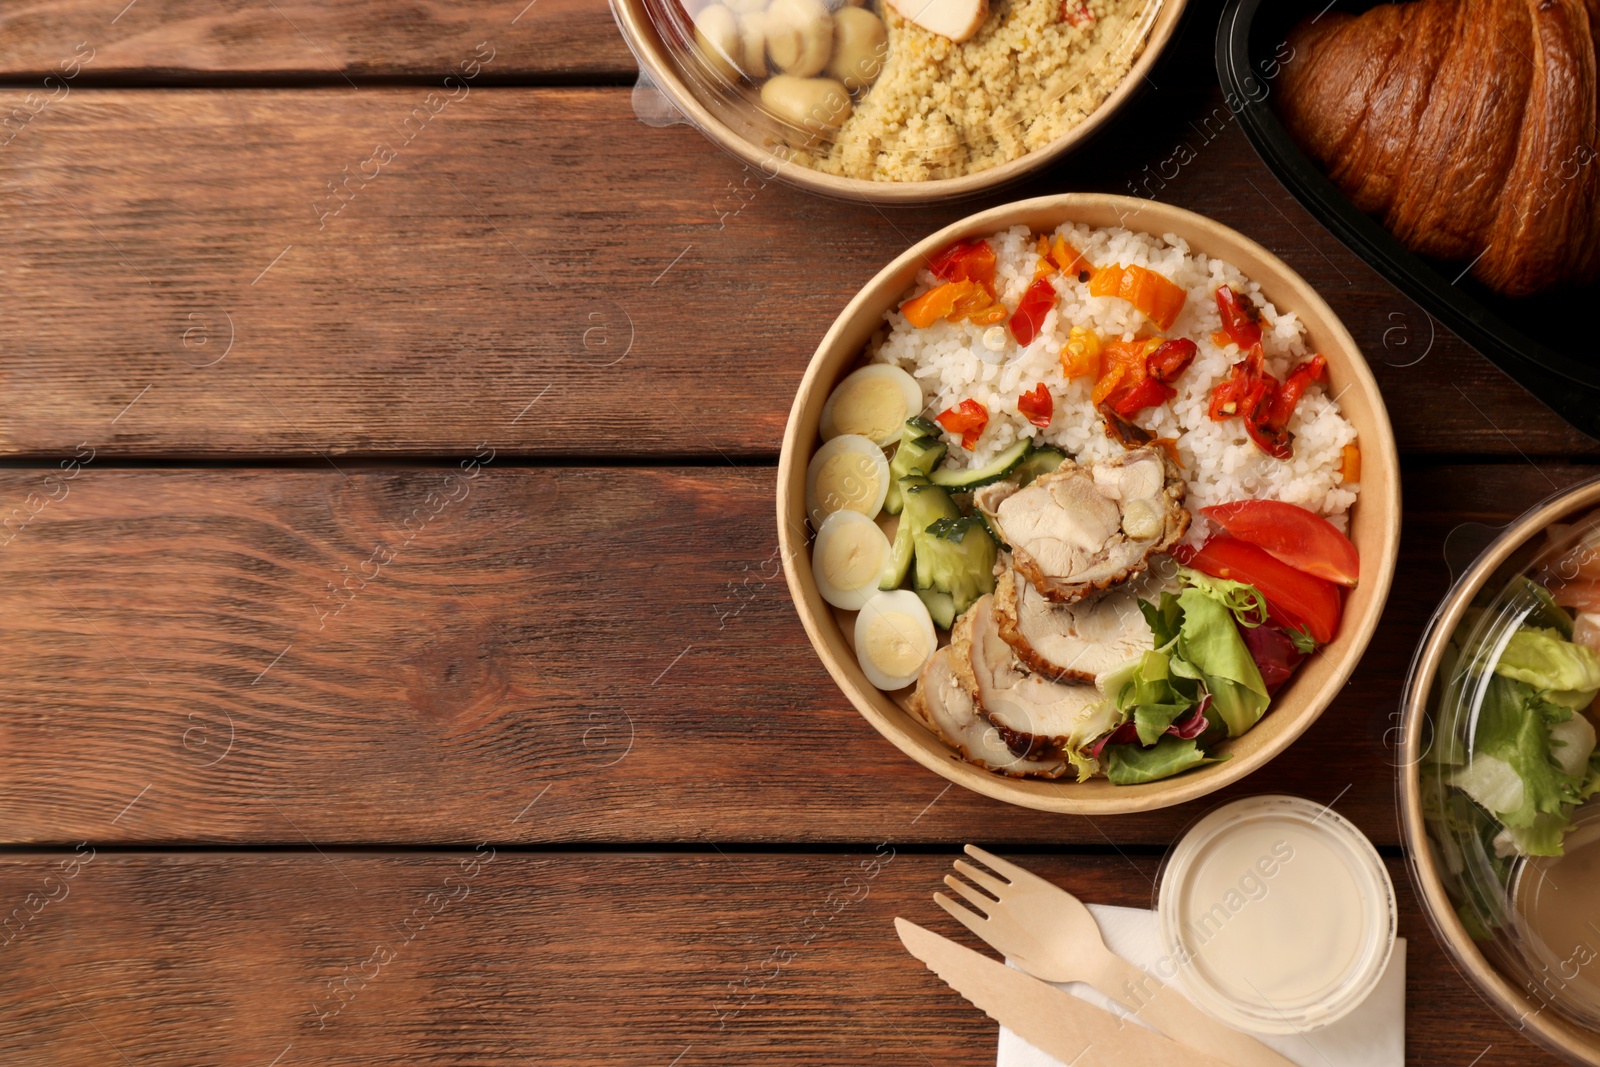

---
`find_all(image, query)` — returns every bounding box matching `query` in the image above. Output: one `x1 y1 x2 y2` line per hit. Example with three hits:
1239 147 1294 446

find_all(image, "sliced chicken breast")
909 646 1069 779
975 447 1188 603
993 560 1160 689
952 595 1120 762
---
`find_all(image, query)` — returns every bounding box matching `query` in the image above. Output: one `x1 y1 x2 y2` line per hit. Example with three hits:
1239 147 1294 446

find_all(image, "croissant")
1276 0 1600 297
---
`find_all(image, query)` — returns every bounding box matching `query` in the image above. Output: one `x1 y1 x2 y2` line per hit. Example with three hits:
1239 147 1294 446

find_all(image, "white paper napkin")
996 904 1406 1067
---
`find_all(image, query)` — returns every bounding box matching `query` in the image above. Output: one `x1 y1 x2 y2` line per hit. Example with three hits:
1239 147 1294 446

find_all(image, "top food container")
611 0 1188 201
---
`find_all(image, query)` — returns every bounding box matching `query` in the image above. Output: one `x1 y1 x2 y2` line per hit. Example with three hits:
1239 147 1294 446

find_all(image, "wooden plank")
0 85 1590 459
0 850 1559 1066
0 0 635 81
0 461 1583 847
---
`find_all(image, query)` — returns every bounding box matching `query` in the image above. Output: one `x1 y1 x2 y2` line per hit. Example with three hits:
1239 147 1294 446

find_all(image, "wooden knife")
895 918 1236 1067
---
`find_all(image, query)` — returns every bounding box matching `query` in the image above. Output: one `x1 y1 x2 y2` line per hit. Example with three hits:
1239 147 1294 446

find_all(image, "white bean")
760 74 853 135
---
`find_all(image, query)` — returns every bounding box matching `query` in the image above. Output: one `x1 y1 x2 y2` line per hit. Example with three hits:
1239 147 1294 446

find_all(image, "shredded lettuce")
1103 735 1220 786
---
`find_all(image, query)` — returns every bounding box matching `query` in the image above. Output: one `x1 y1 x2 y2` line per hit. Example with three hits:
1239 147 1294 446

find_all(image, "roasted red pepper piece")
1266 353 1326 428
1209 347 1325 460
1018 383 1053 428
900 279 1005 328
936 398 989 451
1146 338 1197 383
1009 277 1058 346
1245 419 1293 460
928 238 997 293
1090 265 1187 330
1110 375 1176 418
1215 285 1262 349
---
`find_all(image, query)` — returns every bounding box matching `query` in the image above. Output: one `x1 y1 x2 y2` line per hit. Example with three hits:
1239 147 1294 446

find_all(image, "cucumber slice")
928 438 1032 489
915 587 957 630
884 421 950 516
880 513 914 591
880 476 957 590
1014 445 1069 486
915 515 997 614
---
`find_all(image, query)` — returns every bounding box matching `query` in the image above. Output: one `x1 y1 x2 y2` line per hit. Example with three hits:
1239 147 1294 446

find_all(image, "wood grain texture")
0 84 1590 458
0 0 635 81
0 461 1585 847
0 850 1560 1066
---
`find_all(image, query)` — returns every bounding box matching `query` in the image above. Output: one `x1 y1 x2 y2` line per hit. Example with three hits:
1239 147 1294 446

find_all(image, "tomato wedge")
1173 535 1342 644
1199 500 1359 587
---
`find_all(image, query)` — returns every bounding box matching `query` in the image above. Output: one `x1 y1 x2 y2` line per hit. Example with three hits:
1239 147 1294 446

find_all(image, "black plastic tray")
1216 0 1600 440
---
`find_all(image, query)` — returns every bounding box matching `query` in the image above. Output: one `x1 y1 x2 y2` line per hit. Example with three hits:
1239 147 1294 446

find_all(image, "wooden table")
0 1 1585 1063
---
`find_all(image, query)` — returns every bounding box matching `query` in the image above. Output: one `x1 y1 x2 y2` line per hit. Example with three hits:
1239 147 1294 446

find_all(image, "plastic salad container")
1401 477 1600 1065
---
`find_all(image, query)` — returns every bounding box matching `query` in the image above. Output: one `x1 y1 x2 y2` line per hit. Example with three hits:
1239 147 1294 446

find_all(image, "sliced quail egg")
812 510 892 610
854 589 936 691
819 364 924 445
806 433 889 527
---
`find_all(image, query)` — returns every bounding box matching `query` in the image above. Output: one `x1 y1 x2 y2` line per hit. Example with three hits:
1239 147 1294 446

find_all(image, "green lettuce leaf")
1515 577 1574 639
1108 650 1200 746
1175 588 1270 738
1496 813 1570 858
1104 735 1220 785
1139 592 1183 650
1453 675 1582 829
1582 751 1600 802
1493 626 1600 701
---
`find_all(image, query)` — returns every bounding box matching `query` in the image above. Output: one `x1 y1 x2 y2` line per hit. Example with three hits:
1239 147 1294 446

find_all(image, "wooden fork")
937 844 1299 1067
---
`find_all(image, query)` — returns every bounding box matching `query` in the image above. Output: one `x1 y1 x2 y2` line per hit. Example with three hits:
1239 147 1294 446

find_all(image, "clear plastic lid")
1157 795 1397 1035
1409 486 1600 1036
625 0 1166 187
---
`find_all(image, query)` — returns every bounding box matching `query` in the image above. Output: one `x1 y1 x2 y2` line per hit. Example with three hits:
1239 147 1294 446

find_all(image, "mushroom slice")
993 559 1163 690
909 647 1068 779
953 595 1119 763
975 446 1188 604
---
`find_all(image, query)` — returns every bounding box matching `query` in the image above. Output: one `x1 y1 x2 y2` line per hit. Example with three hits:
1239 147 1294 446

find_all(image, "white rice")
869 223 1359 533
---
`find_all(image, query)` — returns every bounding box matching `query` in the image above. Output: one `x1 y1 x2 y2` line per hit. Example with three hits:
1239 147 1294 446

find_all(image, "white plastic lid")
1158 794 1397 1034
